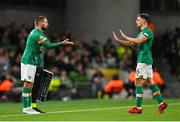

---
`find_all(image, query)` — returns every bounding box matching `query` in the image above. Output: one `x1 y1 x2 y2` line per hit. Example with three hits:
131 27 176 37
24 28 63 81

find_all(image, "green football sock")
150 84 163 104
136 86 144 108
29 88 32 107
22 87 31 108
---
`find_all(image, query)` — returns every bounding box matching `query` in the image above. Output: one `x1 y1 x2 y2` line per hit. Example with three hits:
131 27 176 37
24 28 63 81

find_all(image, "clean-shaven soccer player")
112 13 167 114
21 16 74 114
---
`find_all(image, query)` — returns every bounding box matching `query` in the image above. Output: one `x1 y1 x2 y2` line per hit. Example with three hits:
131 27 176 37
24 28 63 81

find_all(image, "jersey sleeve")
142 29 152 40
33 33 49 44
32 32 64 48
41 40 64 49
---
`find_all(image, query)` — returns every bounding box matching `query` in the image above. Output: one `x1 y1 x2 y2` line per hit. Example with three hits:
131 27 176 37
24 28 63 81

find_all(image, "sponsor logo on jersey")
40 35 47 41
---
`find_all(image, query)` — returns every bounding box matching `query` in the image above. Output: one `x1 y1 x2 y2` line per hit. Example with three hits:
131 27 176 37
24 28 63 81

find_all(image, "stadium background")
0 0 179 107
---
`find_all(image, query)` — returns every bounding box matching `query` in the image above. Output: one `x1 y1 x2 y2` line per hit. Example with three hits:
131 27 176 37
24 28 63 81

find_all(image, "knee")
23 81 33 88
135 78 145 86
135 82 142 86
146 79 155 86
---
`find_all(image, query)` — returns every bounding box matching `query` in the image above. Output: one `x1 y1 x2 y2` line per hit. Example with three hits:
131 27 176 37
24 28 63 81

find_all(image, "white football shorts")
135 63 153 79
21 63 37 83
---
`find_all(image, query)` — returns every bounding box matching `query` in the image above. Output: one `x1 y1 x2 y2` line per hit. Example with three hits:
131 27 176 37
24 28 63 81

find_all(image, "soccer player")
21 16 74 114
112 13 167 114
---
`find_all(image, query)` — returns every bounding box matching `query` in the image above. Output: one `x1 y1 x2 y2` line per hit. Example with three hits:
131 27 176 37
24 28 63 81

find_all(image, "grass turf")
0 98 180 121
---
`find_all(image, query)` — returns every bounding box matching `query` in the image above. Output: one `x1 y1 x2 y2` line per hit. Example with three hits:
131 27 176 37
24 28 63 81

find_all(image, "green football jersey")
21 28 48 67
137 27 154 65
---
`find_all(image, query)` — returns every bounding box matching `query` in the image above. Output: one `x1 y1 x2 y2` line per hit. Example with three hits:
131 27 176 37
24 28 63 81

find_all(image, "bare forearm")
118 29 147 45
116 39 133 46
124 36 141 44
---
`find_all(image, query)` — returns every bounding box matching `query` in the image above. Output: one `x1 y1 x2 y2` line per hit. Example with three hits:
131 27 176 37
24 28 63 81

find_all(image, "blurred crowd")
159 27 180 78
0 22 174 102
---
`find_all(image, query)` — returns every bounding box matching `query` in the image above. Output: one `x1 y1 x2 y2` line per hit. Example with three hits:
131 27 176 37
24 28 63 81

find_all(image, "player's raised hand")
62 38 74 45
119 29 126 39
112 31 120 42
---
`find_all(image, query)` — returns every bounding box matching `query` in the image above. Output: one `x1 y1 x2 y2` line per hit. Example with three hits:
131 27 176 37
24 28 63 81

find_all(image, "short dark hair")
137 13 150 22
34 16 46 24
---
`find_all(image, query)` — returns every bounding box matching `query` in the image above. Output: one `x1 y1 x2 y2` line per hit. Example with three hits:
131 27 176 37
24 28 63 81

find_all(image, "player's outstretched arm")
112 31 133 46
41 38 74 49
119 29 147 44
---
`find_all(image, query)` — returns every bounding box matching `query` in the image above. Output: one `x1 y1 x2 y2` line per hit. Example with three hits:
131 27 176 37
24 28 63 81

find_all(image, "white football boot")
23 107 41 114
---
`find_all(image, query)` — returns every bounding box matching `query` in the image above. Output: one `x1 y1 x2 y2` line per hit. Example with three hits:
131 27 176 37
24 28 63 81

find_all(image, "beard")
41 26 47 31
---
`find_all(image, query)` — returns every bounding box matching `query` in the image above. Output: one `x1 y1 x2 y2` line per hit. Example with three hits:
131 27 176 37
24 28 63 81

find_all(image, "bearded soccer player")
21 16 74 114
112 13 167 114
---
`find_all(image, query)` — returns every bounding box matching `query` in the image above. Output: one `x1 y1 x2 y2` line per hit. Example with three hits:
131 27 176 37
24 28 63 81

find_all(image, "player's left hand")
62 38 74 45
112 31 120 42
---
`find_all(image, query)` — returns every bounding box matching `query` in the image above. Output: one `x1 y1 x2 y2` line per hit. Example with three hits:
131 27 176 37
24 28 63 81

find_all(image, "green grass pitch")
0 98 180 121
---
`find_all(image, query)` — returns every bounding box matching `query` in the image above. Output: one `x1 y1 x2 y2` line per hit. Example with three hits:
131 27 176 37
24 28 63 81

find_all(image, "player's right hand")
62 38 74 45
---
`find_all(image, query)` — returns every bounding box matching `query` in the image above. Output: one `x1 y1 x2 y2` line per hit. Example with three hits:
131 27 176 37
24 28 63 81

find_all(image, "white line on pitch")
0 102 180 118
